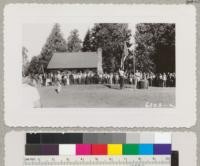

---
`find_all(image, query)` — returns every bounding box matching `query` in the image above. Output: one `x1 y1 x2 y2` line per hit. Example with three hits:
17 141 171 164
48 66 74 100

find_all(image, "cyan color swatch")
139 144 154 155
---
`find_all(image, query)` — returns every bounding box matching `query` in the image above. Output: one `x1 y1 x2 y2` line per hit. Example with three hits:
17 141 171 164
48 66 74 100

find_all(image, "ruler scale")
24 155 171 166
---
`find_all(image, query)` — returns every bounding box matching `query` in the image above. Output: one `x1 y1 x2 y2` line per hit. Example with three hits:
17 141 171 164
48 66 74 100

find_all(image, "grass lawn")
38 84 175 108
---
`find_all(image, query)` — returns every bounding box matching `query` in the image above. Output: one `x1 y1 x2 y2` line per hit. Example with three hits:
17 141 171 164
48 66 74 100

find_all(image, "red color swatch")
91 144 107 155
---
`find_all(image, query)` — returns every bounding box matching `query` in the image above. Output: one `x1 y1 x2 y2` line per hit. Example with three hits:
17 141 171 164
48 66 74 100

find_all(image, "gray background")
0 0 199 165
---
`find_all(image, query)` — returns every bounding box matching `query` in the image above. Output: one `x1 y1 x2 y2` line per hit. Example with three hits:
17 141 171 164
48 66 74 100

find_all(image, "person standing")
66 73 70 85
109 73 113 85
119 68 125 89
163 73 167 87
129 73 134 85
115 73 119 84
159 73 163 87
57 71 62 84
135 70 141 89
38 74 43 87
148 72 153 87
63 73 67 86
55 78 62 94
78 72 82 84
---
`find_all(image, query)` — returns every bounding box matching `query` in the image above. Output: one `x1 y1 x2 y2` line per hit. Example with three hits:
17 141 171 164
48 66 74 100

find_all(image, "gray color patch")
126 133 140 143
83 133 98 143
97 133 113 143
140 133 154 143
111 133 126 143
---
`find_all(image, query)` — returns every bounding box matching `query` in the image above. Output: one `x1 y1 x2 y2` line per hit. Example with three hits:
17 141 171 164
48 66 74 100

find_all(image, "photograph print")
22 22 176 108
4 4 196 127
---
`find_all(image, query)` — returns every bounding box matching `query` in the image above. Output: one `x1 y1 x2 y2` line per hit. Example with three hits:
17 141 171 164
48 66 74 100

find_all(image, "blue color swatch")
139 144 154 155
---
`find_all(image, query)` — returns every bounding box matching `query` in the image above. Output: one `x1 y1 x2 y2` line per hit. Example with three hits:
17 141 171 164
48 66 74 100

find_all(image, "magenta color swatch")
76 144 91 155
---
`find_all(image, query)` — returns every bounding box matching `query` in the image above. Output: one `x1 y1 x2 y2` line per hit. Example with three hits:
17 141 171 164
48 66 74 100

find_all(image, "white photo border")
4 4 196 127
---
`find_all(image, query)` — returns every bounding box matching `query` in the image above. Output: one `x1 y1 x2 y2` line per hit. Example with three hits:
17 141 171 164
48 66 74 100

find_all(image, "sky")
22 23 136 60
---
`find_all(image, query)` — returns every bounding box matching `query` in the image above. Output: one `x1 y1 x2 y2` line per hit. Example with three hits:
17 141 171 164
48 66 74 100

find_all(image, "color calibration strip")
26 143 172 156
25 133 171 156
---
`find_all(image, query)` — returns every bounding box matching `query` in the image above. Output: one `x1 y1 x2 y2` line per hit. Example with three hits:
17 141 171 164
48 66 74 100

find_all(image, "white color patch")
59 144 76 155
154 133 171 144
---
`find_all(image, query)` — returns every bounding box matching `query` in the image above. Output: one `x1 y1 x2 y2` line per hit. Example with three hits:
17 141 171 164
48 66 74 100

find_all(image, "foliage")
26 23 175 75
134 23 175 73
82 29 94 52
27 56 47 74
22 46 30 76
27 23 68 74
67 29 82 52
90 23 132 72
27 56 40 74
40 23 68 67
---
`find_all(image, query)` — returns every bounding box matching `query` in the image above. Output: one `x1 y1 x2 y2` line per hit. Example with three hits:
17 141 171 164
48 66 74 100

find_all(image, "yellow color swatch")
107 144 122 155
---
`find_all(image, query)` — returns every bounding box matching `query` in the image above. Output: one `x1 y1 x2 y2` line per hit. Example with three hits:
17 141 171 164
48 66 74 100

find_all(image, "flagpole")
133 54 136 74
121 41 128 71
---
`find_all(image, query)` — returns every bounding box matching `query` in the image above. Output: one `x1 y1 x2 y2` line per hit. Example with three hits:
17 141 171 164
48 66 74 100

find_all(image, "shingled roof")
47 52 99 69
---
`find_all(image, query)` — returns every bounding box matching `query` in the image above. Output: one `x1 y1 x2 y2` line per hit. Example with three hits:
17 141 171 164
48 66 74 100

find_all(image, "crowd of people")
29 70 176 88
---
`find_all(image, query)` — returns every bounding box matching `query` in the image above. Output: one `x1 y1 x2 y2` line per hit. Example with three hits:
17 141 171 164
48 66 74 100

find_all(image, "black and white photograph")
4 4 196 127
22 22 176 108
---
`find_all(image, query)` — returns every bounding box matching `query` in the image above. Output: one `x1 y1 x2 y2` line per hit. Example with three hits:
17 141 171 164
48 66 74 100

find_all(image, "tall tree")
67 29 82 52
22 46 30 76
27 23 67 74
90 23 132 72
134 23 175 73
82 29 93 52
27 56 40 74
40 23 68 68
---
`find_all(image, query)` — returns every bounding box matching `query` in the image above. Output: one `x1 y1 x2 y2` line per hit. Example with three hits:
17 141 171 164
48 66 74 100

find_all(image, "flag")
121 42 129 69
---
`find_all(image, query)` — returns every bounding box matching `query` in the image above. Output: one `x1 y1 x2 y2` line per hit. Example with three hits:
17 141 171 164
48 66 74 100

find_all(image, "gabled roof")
47 52 98 69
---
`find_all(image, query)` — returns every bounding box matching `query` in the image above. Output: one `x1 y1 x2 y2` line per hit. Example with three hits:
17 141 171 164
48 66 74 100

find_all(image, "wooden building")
47 48 103 73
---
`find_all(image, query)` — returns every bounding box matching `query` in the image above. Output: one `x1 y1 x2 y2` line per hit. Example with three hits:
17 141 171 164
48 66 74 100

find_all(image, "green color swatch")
123 144 139 155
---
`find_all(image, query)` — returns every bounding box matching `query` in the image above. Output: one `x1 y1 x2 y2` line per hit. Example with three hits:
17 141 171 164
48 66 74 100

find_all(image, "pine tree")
82 29 93 52
67 29 82 52
28 23 67 74
22 46 30 76
40 23 68 65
